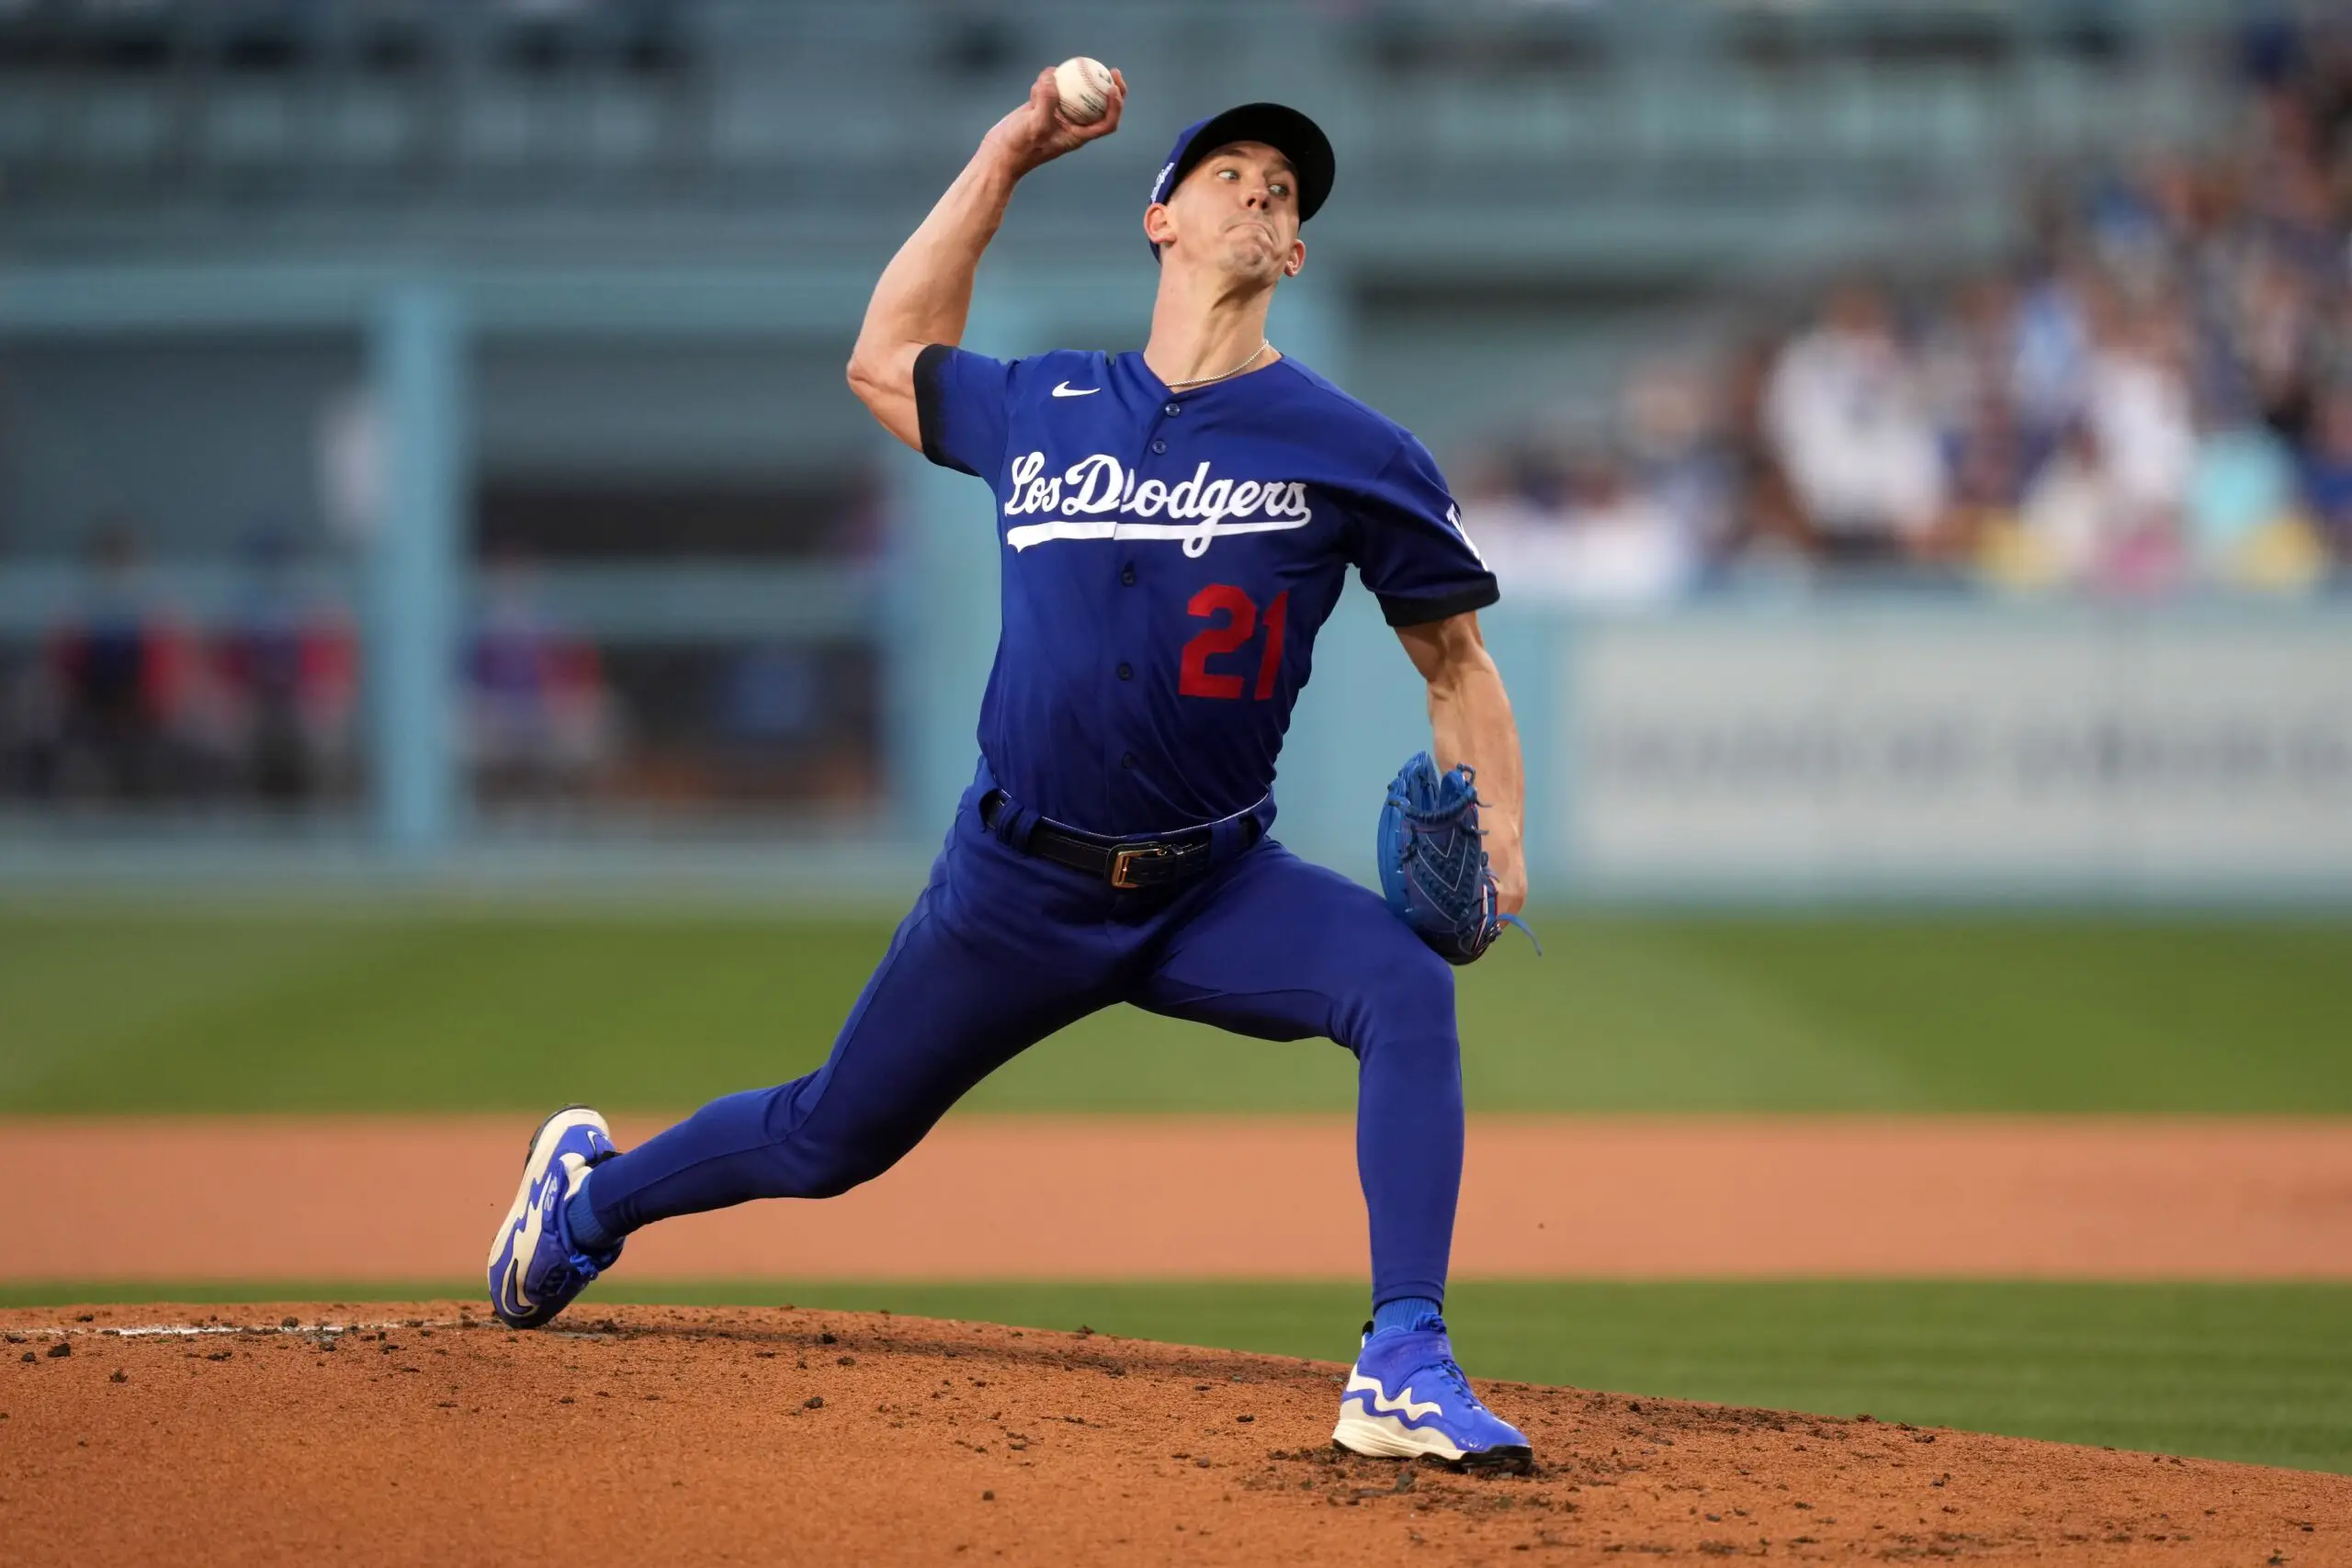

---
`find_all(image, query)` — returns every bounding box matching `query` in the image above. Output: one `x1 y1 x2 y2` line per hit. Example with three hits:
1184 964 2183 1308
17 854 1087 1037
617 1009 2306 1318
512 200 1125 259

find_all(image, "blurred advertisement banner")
1569 615 2352 892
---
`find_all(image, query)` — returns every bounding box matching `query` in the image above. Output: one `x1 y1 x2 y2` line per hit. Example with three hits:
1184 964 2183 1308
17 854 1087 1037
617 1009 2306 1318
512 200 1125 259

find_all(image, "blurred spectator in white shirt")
1762 283 1948 563
2008 420 2123 588
2082 296 2199 516
2008 418 2183 593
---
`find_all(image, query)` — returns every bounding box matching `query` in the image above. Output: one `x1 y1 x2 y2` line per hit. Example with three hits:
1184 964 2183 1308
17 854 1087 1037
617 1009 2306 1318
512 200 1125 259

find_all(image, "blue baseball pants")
582 773 1464 1304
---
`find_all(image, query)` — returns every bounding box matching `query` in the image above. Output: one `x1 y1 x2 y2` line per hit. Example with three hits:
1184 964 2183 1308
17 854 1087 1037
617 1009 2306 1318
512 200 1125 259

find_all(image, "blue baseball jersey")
914 345 1498 835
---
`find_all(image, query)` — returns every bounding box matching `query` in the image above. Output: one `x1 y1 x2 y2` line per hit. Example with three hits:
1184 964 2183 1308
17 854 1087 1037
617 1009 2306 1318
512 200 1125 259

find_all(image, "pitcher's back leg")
582 825 1118 1238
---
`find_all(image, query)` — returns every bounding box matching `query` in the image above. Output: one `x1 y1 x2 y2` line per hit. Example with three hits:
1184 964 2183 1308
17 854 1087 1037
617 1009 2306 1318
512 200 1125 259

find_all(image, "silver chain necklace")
1163 338 1272 390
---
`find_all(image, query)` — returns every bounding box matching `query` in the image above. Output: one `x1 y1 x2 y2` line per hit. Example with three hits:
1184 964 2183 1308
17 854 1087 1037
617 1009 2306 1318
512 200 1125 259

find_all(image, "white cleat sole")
1333 1407 1467 1462
1332 1408 1534 1473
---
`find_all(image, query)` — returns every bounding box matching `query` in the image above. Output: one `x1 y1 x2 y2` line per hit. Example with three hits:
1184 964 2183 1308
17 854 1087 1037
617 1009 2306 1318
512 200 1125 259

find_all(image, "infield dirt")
12 1116 2352 1282
2 1303 2343 1567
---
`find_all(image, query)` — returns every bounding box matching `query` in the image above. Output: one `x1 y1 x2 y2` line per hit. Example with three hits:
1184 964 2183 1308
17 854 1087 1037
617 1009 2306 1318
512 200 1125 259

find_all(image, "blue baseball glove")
1376 751 1537 966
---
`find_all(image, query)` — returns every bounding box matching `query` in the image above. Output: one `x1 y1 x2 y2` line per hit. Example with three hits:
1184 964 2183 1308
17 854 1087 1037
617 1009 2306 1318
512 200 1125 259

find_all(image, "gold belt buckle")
1110 843 1171 889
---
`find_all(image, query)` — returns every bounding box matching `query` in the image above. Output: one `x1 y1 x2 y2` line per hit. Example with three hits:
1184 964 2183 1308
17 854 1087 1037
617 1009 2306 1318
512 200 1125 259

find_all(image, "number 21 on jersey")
1180 584 1288 701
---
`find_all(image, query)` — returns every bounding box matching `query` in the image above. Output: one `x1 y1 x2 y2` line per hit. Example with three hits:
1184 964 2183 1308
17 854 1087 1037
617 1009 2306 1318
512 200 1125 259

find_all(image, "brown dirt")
0 1303 2342 1568
7 1116 2352 1283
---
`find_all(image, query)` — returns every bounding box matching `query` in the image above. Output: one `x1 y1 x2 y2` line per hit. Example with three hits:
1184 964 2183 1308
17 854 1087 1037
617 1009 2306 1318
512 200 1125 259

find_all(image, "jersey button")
1121 752 1137 770
1150 439 1167 454
1163 402 1182 417
1120 564 1136 586
1116 662 1133 681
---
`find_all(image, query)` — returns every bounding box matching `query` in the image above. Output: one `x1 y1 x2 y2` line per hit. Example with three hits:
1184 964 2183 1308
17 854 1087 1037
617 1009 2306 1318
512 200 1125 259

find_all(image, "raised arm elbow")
844 350 889 410
846 340 926 452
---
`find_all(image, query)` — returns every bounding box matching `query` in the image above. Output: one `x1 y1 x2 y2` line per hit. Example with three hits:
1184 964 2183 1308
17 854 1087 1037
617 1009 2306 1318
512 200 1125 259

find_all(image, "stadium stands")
3 1 2340 879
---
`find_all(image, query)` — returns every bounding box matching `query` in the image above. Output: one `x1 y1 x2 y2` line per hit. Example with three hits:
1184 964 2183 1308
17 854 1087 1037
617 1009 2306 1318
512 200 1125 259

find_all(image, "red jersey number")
1180 584 1289 701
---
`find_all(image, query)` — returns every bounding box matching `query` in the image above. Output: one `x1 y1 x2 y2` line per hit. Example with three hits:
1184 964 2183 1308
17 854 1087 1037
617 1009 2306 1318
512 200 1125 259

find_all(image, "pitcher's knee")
756 1136 899 1201
1342 940 1459 1056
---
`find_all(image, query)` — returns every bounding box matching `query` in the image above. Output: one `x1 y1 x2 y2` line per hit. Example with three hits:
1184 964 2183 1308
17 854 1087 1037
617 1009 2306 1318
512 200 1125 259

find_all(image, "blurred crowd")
0 524 632 813
1466 15 2352 605
4 524 359 809
0 518 888 817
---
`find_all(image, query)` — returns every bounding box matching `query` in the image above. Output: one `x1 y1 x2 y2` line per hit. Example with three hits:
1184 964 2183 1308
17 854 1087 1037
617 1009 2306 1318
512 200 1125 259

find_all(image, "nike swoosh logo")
506 1185 554 1313
1051 382 1099 398
501 1153 579 1314
1344 1371 1442 1422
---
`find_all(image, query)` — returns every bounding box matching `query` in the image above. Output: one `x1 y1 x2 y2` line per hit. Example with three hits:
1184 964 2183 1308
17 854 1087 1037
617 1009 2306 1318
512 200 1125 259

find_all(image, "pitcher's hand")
980 65 1127 178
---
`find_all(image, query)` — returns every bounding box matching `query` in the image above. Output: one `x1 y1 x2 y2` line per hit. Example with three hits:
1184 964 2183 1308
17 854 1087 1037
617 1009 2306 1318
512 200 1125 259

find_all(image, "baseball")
1053 56 1114 126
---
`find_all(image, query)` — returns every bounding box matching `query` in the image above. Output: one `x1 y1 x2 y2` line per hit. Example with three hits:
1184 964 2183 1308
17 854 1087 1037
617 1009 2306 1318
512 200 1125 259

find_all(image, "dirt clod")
45 1343 69 1359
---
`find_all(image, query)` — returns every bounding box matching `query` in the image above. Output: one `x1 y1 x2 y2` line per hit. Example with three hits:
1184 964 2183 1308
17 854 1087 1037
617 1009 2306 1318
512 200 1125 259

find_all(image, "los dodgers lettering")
1001 450 1313 555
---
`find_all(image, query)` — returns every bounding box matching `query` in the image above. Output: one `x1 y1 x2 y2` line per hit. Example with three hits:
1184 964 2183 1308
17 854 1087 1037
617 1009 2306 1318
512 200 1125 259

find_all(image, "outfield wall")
1279 596 2352 905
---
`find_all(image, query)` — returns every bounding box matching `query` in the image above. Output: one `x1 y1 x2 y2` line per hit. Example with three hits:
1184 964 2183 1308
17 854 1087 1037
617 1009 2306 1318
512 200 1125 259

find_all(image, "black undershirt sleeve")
911 343 973 476
1376 581 1502 627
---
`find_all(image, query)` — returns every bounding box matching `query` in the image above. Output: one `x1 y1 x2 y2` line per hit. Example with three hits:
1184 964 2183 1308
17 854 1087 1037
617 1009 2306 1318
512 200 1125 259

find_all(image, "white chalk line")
10 1316 470 1340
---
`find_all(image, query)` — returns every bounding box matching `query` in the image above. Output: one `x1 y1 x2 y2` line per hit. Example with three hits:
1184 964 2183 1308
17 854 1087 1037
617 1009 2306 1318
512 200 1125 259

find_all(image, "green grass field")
6 1279 2346 1475
9 905 2349 1473
6 906 2349 1114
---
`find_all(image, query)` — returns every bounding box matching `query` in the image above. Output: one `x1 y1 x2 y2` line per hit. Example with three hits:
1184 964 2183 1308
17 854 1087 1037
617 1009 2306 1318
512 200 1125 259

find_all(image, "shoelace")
1429 1356 1486 1412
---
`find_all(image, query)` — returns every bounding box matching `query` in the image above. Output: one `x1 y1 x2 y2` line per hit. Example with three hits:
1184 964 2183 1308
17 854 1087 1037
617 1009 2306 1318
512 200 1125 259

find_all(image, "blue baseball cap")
1146 102 1335 258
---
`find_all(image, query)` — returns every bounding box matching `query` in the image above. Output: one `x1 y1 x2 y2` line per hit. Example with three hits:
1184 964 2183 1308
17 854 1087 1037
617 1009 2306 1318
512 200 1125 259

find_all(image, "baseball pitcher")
488 65 1535 1471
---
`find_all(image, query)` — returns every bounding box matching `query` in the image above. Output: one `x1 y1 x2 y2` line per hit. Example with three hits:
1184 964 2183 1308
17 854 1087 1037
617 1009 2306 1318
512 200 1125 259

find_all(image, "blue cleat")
486 1105 622 1329
1331 1318 1534 1472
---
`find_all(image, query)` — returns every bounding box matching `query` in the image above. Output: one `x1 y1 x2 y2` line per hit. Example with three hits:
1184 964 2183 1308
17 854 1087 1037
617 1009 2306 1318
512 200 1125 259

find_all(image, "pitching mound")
1 1304 2342 1565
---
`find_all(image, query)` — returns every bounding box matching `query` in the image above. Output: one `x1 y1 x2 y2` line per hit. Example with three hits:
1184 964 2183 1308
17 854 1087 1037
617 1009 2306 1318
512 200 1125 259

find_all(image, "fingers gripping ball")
1377 751 1538 966
1053 56 1115 126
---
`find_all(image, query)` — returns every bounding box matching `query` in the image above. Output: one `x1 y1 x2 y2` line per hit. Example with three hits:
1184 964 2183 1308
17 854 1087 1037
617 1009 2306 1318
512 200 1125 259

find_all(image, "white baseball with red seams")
1052 56 1114 125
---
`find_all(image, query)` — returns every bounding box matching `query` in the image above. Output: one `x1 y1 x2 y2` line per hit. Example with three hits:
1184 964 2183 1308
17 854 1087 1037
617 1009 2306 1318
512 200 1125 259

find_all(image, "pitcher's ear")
1144 201 1176 250
1284 238 1307 278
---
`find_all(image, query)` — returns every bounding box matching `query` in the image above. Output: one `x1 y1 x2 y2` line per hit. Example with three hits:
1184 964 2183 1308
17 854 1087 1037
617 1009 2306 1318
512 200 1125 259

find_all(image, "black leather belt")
979 789 1260 889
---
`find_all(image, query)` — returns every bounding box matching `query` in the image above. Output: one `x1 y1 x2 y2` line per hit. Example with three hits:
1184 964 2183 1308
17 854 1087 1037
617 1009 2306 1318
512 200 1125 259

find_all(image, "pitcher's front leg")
1134 843 1526 1471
